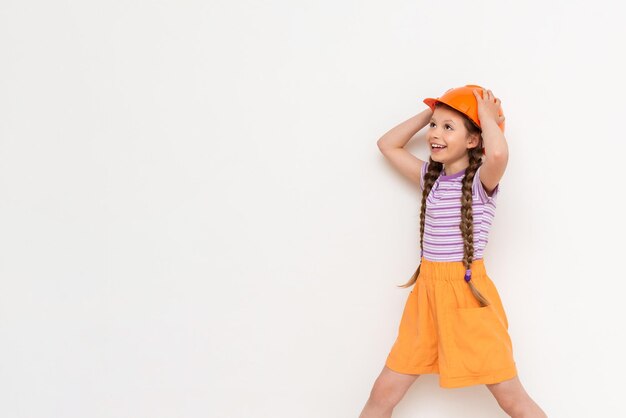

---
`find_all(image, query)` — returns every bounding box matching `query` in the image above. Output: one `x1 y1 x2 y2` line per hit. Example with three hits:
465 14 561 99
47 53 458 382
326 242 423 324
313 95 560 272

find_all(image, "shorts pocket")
450 305 512 375
484 277 510 330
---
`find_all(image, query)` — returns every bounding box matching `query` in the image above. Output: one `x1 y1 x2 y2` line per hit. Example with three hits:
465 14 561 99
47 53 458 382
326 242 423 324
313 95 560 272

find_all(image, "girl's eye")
429 122 453 130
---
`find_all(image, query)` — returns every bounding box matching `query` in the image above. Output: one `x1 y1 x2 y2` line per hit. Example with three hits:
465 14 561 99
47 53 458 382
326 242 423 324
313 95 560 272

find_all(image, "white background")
1 1 624 417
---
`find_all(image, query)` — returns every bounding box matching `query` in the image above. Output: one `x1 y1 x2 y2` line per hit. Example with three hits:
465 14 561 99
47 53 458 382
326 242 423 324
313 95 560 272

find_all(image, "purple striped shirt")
420 161 500 262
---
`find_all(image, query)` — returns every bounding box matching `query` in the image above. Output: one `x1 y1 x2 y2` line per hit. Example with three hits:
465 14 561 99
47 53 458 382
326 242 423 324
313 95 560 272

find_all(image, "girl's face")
428 106 480 165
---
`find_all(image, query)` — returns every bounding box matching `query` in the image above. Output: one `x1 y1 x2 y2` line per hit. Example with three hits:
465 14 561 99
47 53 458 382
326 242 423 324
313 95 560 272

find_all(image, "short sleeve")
420 161 429 190
473 165 500 204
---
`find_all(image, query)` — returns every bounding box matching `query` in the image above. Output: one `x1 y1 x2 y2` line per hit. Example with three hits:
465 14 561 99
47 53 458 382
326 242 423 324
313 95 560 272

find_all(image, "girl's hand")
472 88 505 127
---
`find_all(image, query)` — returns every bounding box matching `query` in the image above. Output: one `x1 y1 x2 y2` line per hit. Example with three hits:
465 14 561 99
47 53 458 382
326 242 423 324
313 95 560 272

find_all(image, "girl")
359 85 548 418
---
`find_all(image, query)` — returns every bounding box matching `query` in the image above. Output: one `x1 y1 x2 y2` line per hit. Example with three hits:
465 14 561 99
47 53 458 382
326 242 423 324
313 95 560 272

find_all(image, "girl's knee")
368 386 400 410
368 372 420 409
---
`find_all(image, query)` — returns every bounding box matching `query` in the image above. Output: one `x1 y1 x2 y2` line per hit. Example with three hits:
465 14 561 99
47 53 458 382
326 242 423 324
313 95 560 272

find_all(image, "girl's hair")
398 102 491 306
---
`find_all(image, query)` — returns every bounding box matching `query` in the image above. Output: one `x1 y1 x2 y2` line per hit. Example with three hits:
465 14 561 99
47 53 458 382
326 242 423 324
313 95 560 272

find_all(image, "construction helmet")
423 84 505 154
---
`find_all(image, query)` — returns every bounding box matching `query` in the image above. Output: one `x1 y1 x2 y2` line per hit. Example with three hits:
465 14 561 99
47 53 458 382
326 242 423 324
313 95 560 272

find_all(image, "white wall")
1 1 623 417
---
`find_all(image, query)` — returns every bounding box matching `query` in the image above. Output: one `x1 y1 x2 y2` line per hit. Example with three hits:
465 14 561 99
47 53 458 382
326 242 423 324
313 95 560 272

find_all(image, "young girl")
359 85 548 418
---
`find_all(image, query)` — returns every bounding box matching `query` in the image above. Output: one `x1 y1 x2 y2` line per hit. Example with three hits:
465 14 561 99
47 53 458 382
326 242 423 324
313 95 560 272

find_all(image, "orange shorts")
385 257 518 389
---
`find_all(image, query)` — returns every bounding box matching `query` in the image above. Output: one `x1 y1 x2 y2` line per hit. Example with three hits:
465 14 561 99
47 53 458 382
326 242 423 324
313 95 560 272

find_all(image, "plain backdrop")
1 1 624 417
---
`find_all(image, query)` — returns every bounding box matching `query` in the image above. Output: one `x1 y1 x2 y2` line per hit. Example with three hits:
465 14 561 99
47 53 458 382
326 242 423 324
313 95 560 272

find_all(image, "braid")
460 148 491 306
397 159 443 288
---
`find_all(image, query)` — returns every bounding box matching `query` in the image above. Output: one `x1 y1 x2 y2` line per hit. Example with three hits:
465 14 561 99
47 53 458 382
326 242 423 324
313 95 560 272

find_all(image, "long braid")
397 159 443 288
460 148 491 306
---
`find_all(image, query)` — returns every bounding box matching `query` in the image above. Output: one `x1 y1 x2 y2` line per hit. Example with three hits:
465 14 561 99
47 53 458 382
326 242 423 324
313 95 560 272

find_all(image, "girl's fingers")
485 89 499 104
475 88 501 106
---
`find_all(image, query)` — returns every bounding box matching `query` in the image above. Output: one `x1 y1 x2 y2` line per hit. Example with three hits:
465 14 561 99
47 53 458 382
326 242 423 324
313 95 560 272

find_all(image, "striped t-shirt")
420 161 500 262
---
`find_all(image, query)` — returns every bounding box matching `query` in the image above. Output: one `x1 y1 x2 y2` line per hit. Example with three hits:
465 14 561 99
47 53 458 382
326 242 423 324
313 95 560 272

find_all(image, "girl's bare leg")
486 375 548 418
359 366 421 418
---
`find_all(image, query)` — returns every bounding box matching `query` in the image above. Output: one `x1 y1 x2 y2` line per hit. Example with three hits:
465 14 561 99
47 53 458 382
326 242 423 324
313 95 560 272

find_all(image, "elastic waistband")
419 256 488 281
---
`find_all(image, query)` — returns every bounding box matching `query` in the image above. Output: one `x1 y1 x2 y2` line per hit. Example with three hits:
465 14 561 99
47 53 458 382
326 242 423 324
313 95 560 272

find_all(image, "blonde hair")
398 102 491 307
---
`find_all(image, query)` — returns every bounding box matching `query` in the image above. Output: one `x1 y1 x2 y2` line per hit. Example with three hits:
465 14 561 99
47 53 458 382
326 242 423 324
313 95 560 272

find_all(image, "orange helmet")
423 84 505 154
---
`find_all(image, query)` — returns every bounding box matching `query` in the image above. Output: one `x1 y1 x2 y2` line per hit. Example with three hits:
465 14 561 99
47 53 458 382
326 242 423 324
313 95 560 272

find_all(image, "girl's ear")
467 132 481 149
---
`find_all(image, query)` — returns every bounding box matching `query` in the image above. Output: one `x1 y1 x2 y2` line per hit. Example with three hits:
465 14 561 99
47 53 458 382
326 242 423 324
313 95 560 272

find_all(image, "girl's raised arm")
377 107 432 187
